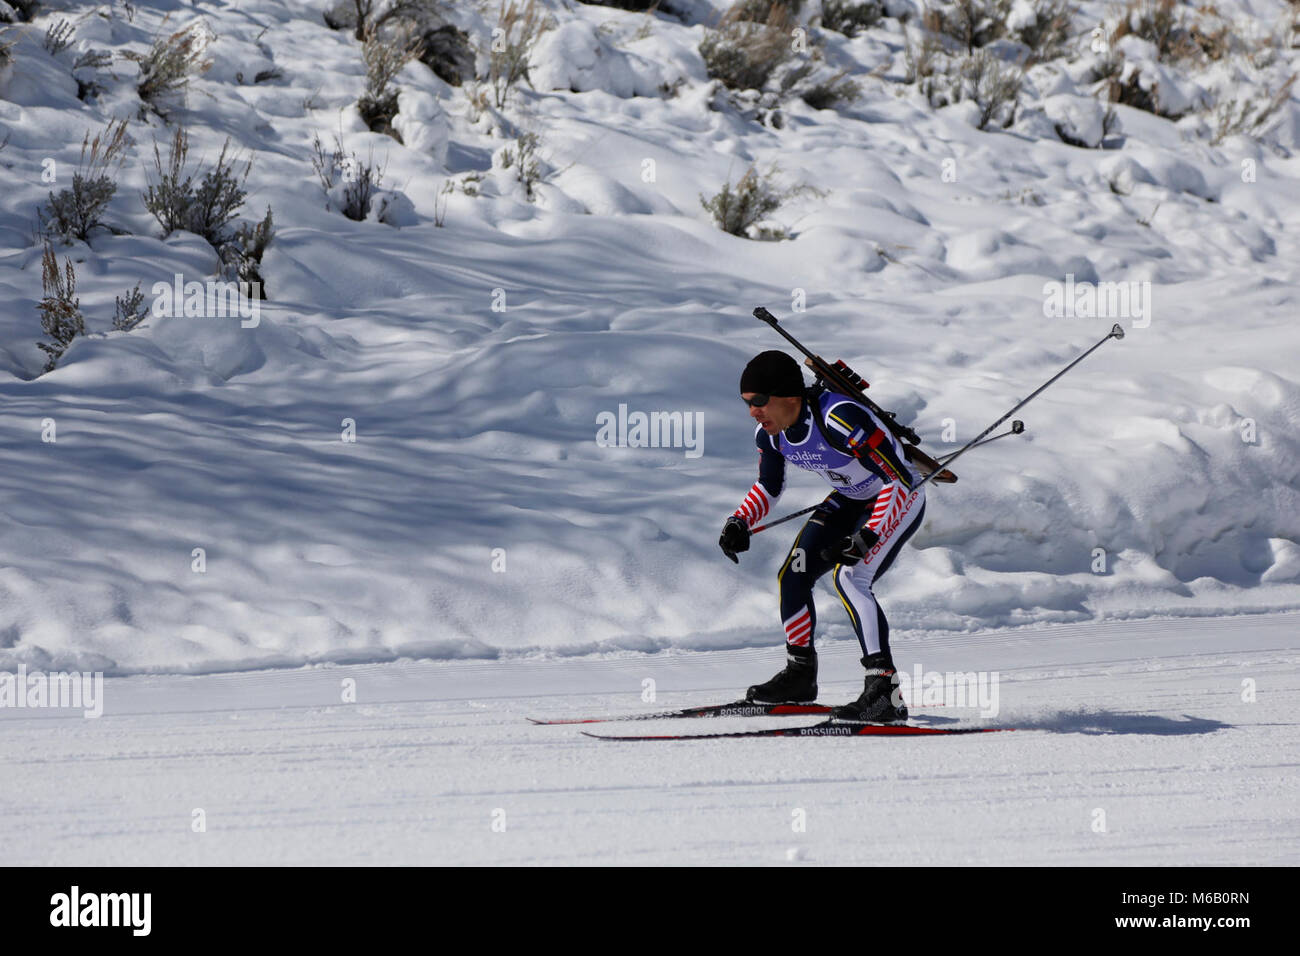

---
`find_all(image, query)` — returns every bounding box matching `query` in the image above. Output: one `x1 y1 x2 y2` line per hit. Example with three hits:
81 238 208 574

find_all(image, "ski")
527 700 833 725
583 720 1013 740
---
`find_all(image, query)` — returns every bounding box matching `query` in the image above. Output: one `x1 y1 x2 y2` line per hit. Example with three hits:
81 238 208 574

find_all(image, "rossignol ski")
583 720 1013 740
527 701 833 725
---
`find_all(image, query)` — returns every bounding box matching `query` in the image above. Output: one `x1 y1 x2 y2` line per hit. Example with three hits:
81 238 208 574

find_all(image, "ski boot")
746 645 818 704
831 653 908 724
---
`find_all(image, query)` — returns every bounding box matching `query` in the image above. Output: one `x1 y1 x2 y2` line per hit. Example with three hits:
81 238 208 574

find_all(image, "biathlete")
719 350 926 723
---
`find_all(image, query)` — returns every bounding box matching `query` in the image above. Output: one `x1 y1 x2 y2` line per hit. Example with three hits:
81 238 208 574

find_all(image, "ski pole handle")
935 420 1024 466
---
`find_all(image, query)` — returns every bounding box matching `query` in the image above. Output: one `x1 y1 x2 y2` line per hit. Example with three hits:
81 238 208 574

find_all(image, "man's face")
742 393 803 435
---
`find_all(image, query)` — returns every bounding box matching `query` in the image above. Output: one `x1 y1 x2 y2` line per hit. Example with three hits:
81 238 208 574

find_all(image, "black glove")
719 516 750 564
822 525 880 566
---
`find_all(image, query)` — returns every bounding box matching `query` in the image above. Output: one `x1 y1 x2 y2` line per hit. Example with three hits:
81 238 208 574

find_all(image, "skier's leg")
830 488 927 722
747 495 865 702
776 494 867 651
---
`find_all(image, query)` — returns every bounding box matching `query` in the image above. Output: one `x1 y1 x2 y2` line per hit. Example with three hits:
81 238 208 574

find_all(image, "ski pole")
916 324 1125 490
750 504 819 535
936 420 1024 466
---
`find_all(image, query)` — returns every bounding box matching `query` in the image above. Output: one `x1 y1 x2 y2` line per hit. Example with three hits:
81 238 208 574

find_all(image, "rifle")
752 306 957 483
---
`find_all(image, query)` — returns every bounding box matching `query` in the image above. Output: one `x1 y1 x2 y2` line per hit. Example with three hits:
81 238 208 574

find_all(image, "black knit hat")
740 350 805 397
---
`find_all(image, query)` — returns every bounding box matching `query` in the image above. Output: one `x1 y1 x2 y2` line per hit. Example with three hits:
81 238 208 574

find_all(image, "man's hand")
719 515 751 564
821 526 880 566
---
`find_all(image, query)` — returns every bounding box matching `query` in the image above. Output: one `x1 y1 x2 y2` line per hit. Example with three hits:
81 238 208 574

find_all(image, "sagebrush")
923 0 1011 54
359 22 423 139
1112 0 1190 61
923 0 1076 63
490 0 550 108
123 23 213 117
113 282 147 332
1210 73 1297 145
143 128 250 247
700 3 797 92
701 165 810 238
731 0 805 21
37 244 85 372
820 0 882 38
40 118 130 243
801 70 860 110
903 24 945 83
1016 0 1074 64
500 131 542 200
222 206 274 296
44 19 74 55
312 132 386 221
918 48 1022 129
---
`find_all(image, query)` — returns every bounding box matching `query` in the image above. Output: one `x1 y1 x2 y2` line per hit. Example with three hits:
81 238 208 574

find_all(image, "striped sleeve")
864 480 907 534
733 426 785 528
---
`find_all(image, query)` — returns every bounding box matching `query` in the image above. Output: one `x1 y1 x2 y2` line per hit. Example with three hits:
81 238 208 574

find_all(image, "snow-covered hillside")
1 0 1299 674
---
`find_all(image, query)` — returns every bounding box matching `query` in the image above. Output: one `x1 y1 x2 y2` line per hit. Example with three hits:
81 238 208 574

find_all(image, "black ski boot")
746 645 818 704
831 654 908 723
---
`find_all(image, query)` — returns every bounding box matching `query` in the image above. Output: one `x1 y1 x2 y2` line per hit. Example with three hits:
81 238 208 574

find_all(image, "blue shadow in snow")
1009 710 1230 736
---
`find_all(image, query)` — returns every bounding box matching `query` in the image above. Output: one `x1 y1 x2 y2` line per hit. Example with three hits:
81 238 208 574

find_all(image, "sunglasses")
742 393 770 408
